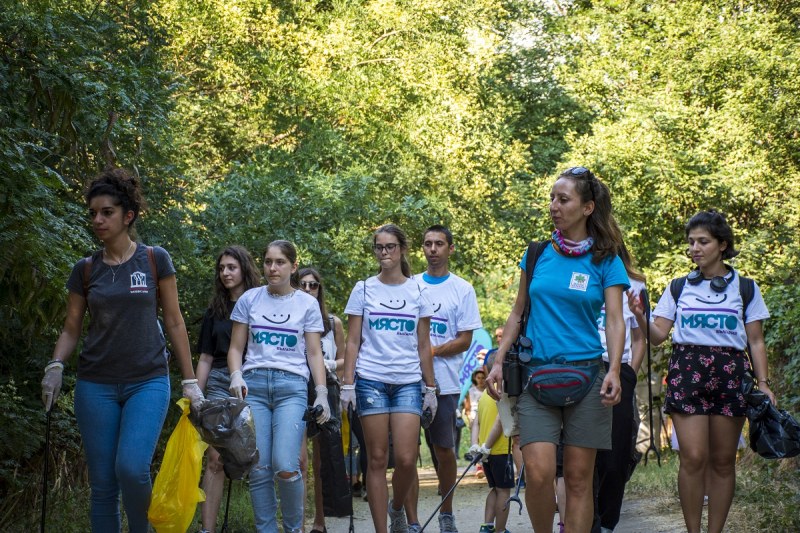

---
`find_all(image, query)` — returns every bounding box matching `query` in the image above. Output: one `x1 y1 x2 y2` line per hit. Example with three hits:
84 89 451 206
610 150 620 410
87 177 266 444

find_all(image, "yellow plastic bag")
148 398 208 533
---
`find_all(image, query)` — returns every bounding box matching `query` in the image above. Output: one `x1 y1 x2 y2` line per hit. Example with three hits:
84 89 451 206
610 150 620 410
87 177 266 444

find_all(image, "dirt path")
317 466 685 532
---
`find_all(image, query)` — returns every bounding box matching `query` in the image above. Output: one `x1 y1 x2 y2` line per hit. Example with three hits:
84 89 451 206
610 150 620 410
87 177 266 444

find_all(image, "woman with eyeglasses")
340 224 436 533
485 166 629 533
297 267 345 533
194 245 260 533
226 240 331 533
629 210 775 533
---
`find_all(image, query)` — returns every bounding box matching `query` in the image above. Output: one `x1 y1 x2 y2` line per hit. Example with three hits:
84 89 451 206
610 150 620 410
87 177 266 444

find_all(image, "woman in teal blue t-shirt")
486 166 629 533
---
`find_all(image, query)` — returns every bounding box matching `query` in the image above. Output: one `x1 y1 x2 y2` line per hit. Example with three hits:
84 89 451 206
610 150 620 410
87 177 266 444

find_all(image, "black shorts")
664 343 749 417
425 394 458 448
483 454 515 489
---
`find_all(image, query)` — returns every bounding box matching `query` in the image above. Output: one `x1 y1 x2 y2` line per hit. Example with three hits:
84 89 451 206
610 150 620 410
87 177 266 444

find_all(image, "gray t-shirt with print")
66 244 176 383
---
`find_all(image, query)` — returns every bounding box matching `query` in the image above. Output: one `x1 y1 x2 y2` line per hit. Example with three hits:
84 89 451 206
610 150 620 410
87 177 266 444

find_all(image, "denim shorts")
206 367 232 401
355 375 422 417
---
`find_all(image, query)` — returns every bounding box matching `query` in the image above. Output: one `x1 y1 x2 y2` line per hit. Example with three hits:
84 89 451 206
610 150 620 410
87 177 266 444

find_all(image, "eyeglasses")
373 243 399 253
300 281 320 290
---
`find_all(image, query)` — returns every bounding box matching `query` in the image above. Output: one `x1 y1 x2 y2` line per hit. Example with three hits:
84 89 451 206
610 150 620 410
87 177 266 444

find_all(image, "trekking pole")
219 476 233 533
40 408 52 533
420 453 484 532
347 404 355 533
642 288 661 467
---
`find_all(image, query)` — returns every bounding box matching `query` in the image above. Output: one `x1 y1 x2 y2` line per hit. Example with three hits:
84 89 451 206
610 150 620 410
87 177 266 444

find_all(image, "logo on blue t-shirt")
569 272 590 292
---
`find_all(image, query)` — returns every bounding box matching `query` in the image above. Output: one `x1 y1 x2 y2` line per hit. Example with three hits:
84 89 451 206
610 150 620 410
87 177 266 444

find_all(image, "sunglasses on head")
565 166 596 198
300 281 320 290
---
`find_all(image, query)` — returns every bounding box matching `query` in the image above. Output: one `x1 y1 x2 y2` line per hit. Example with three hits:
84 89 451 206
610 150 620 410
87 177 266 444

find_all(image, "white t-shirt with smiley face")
652 272 769 350
345 276 434 384
231 286 324 379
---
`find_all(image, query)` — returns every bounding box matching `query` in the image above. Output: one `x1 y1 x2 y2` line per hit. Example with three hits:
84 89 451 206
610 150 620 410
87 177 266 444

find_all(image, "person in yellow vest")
470 353 514 533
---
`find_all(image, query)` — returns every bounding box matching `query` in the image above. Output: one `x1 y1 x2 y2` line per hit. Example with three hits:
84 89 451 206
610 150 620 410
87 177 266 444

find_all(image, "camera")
503 336 532 397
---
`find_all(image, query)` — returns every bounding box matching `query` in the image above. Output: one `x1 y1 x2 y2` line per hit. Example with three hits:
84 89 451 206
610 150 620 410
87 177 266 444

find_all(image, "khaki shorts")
518 364 612 450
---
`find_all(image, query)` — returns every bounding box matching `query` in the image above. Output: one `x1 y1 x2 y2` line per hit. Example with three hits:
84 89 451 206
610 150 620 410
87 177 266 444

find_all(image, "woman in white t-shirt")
227 240 331 533
340 224 437 533
297 266 345 533
630 210 776 533
594 245 647 532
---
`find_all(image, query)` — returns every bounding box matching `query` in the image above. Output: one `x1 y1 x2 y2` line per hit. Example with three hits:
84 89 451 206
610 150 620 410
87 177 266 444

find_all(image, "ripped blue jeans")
243 368 307 533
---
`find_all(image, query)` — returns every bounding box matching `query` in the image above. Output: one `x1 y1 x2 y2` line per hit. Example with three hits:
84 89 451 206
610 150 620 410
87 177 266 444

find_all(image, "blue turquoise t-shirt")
519 244 629 363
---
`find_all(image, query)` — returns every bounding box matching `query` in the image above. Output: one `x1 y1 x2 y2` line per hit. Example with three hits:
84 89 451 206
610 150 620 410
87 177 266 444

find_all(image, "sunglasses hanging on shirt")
686 265 735 293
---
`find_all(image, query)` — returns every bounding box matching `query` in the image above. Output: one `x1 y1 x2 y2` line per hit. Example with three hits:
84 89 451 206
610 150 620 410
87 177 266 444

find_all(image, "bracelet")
180 378 198 386
342 384 355 390
425 386 437 394
758 378 772 387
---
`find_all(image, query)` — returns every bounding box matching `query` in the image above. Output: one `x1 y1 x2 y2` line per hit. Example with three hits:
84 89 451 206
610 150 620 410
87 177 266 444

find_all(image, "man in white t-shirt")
405 225 482 533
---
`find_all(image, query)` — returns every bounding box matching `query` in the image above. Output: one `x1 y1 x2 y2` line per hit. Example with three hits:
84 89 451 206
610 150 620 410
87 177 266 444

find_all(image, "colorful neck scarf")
552 229 594 257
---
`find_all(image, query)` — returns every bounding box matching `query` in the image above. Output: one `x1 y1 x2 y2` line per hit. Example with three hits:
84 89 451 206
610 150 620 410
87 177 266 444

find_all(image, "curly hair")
685 209 739 260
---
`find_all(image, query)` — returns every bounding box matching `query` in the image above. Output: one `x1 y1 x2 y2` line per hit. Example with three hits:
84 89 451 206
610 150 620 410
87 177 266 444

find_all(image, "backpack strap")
738 275 754 323
82 255 93 298
670 276 687 312
146 246 160 306
520 240 549 334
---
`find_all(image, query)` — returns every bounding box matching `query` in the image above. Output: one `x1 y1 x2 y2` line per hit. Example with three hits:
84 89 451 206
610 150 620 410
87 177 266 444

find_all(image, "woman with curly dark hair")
630 209 775 533
41 168 203 532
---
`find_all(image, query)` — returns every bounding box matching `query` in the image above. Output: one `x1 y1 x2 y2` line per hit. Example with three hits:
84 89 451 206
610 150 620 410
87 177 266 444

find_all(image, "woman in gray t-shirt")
41 168 204 533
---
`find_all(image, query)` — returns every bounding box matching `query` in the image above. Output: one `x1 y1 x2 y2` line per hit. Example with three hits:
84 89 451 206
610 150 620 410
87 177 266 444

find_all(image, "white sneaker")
438 512 458 533
388 499 408 533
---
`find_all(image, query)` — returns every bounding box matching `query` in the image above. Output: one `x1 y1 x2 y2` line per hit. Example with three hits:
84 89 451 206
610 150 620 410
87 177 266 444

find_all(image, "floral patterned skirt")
664 343 750 417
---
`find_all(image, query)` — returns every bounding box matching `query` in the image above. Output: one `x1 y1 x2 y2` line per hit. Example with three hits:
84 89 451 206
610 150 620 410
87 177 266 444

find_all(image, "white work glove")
468 443 490 460
422 386 438 421
341 384 356 413
181 379 205 411
41 360 64 412
229 369 248 400
313 385 331 424
497 393 519 437
324 359 337 373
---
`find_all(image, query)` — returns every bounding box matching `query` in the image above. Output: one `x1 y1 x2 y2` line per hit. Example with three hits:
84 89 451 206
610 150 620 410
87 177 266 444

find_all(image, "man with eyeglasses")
404 225 482 533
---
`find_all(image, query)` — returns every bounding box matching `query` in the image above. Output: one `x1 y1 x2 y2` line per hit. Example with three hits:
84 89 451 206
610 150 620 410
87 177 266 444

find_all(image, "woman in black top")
195 245 260 533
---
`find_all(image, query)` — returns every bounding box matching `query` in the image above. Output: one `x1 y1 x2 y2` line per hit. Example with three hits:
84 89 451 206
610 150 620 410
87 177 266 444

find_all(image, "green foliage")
763 283 800 412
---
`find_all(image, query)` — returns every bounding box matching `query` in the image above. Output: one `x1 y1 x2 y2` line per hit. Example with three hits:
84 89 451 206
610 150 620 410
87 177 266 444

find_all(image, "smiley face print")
262 313 291 324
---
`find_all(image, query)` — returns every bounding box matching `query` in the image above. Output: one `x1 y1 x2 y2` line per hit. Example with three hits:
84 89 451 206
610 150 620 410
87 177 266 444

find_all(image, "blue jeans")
74 375 170 533
355 375 423 417
206 367 231 401
244 368 308 533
